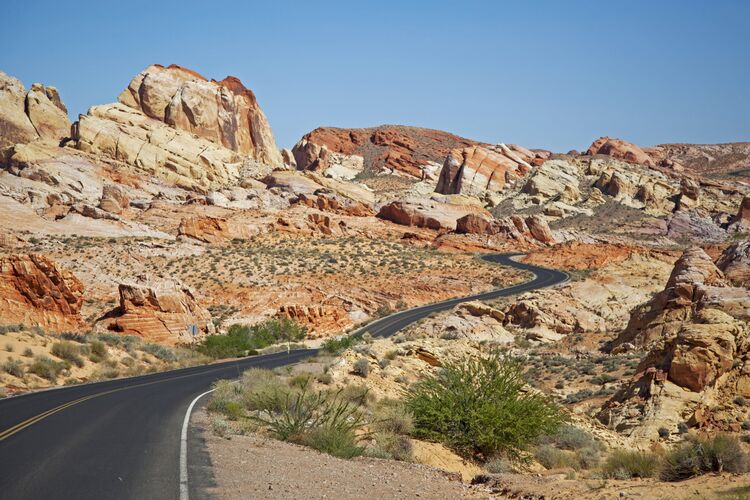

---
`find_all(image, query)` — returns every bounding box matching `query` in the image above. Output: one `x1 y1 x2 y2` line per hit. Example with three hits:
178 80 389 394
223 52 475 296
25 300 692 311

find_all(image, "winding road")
0 253 567 500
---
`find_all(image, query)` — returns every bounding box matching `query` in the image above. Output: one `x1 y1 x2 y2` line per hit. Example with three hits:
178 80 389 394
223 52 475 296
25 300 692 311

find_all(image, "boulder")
586 137 653 166
119 64 282 167
99 184 130 214
675 178 701 211
0 254 83 330
110 277 214 344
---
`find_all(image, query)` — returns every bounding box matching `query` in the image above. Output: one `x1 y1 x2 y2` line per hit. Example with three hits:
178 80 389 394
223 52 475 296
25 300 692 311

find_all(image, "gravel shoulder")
192 407 476 499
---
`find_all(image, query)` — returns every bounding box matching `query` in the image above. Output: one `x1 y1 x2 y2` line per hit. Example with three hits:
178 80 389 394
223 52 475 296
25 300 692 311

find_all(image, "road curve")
0 253 566 500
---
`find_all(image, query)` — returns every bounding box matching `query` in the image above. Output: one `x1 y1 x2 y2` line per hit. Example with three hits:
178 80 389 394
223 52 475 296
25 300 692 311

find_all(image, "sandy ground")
193 408 476 499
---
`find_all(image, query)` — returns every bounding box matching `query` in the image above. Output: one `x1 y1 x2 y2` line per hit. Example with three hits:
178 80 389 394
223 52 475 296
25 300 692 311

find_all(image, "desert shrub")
2 358 24 377
661 435 748 481
735 396 747 406
405 351 566 459
211 415 230 437
485 456 513 473
315 372 333 385
208 399 244 420
22 347 34 358
370 431 413 461
93 366 120 380
198 318 306 358
89 340 108 359
141 343 177 362
353 358 370 377
678 422 690 434
372 401 413 435
322 331 363 354
535 445 581 470
602 450 660 479
248 383 366 458
546 424 597 451
339 384 374 407
50 341 84 368
0 324 24 334
5 343 14 352
28 356 66 381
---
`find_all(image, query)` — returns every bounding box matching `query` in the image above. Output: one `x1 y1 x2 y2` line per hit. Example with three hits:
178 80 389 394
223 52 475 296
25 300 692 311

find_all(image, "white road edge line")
180 389 215 500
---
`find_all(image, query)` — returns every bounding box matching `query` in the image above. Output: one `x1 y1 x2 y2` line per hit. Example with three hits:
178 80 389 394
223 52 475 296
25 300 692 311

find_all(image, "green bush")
198 318 306 358
2 358 24 377
602 450 660 479
405 351 566 459
298 426 364 459
661 435 747 481
51 341 85 368
535 444 580 470
28 356 67 381
322 331 363 354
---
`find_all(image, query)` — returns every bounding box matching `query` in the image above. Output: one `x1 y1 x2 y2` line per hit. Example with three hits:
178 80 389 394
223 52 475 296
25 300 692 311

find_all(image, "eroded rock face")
0 72 70 154
293 126 478 178
586 137 653 166
119 64 282 166
292 192 373 217
455 213 554 244
110 277 214 344
377 196 490 231
0 254 83 329
716 240 750 285
73 103 244 192
177 215 258 243
435 144 533 195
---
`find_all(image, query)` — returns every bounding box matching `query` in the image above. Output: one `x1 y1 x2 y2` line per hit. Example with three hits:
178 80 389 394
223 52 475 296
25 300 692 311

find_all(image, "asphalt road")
0 253 566 500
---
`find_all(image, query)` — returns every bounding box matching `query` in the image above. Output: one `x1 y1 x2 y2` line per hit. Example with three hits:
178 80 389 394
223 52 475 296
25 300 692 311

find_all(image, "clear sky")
3 0 748 152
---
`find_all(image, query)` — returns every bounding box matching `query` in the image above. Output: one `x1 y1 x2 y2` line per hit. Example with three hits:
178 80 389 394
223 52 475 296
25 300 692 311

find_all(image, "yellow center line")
0 363 245 442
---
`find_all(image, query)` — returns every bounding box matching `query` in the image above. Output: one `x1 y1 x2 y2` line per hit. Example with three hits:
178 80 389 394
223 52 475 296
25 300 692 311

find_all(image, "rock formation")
293 126 478 178
177 215 257 243
99 184 130 214
377 196 490 231
119 64 282 166
435 144 535 196
0 72 70 155
0 254 83 330
455 213 554 244
110 277 214 344
586 137 653 166
716 240 750 286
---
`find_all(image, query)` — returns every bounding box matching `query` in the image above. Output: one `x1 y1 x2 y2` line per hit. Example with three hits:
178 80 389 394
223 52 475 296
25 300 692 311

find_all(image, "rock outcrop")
455 213 554 244
177 215 257 243
586 137 653 166
377 196 490 231
72 64 283 192
0 254 83 330
292 192 373 217
110 277 214 344
119 64 282 166
716 240 750 286
293 126 478 178
435 144 534 196
99 184 130 214
0 72 70 155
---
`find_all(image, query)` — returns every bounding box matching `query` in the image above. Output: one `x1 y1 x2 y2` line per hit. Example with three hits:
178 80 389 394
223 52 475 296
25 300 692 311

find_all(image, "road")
0 253 566 500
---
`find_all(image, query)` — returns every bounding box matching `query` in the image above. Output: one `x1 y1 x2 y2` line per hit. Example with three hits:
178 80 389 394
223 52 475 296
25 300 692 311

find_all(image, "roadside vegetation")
196 318 306 359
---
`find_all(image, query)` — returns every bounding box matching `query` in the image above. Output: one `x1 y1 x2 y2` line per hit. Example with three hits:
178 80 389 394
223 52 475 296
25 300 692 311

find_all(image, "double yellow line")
0 364 234 442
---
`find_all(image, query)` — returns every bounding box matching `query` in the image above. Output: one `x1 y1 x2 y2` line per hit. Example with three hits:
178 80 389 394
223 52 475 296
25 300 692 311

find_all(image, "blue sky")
3 1 748 151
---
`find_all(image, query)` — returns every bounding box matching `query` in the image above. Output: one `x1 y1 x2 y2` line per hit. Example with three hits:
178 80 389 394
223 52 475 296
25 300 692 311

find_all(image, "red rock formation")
0 254 83 330
110 278 213 345
178 216 256 243
455 213 554 245
586 136 653 166
118 64 282 167
293 126 479 178
435 145 532 195
292 193 373 217
377 197 490 231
